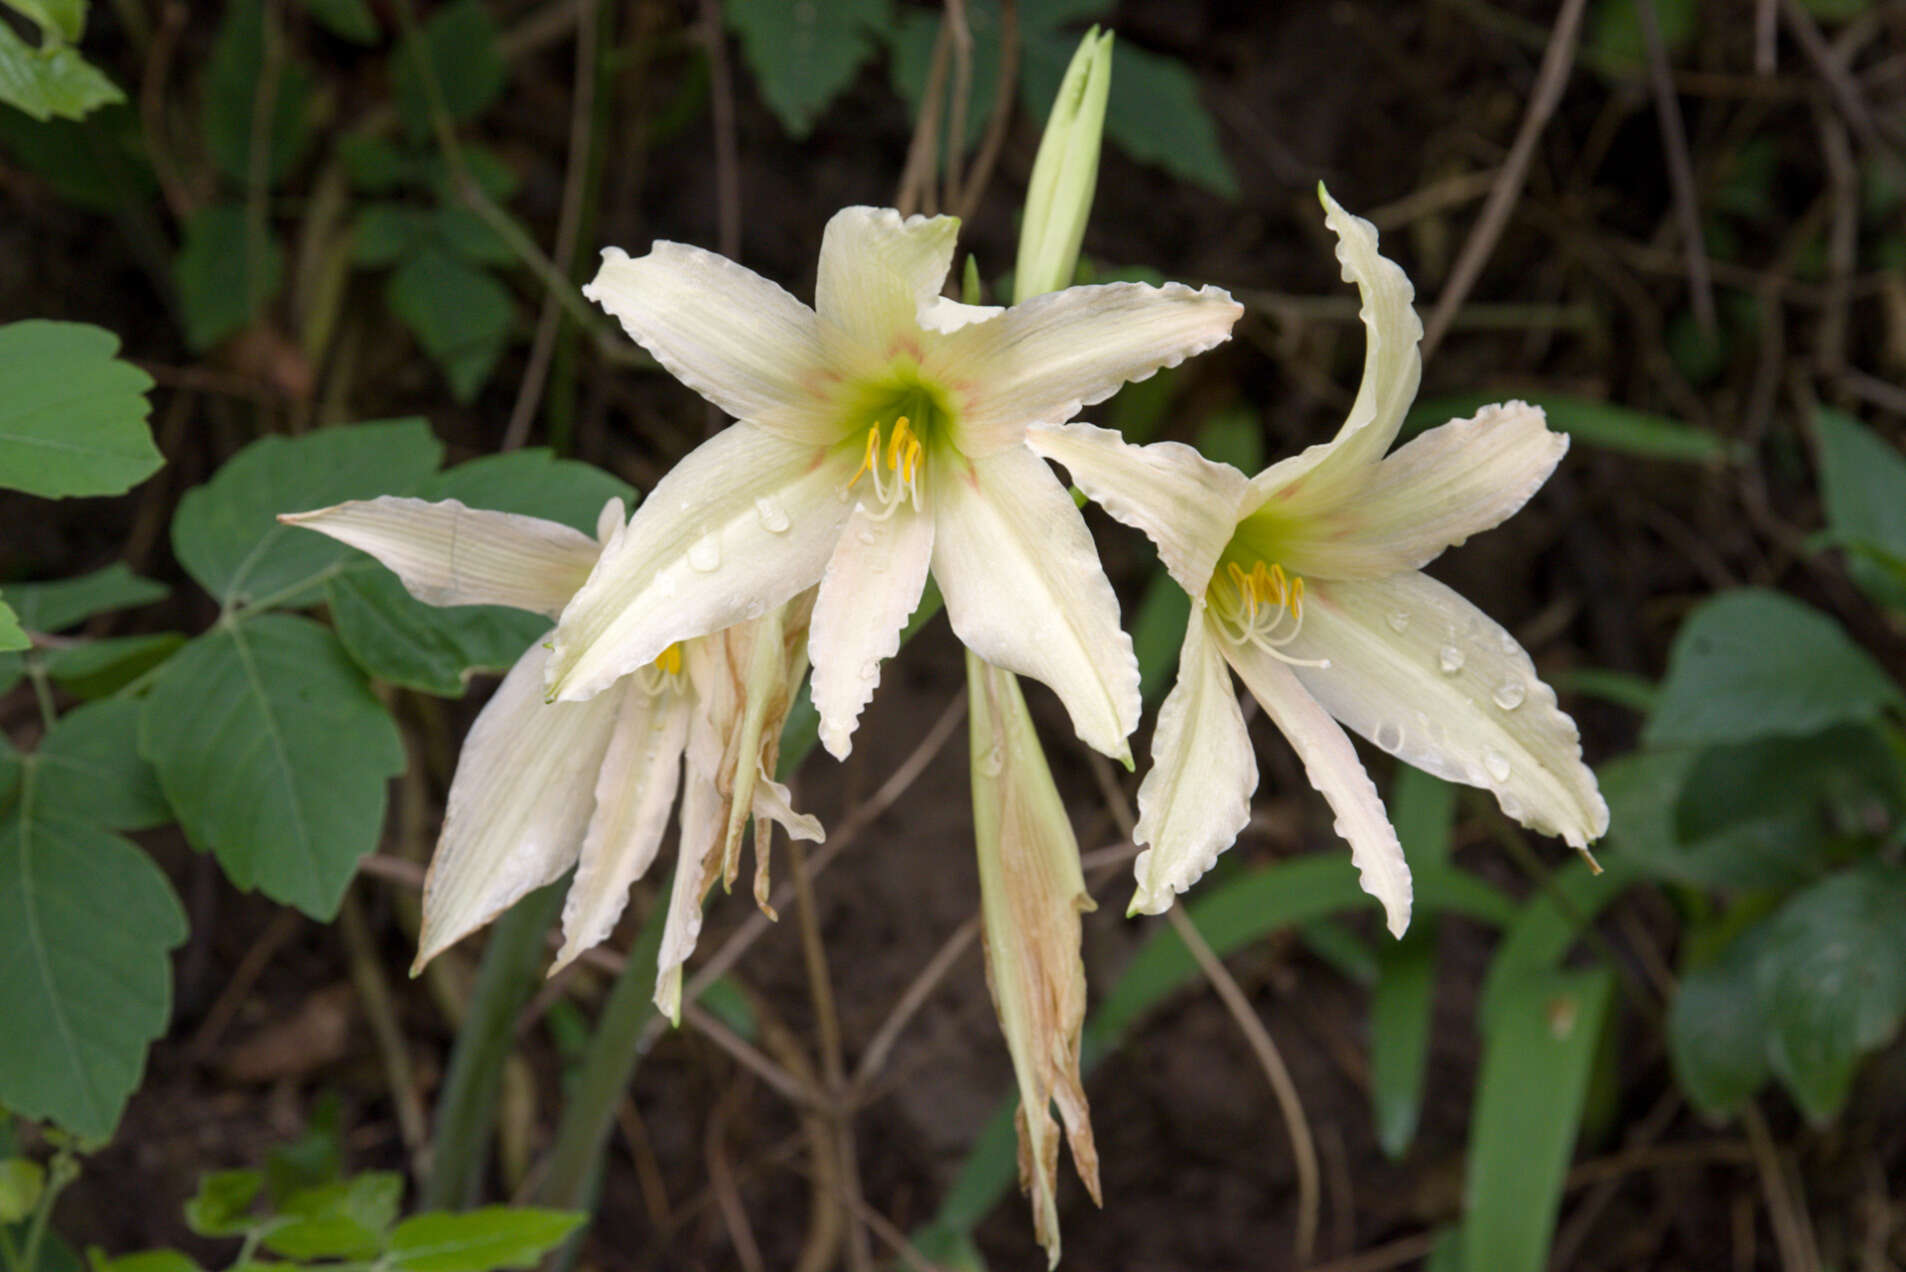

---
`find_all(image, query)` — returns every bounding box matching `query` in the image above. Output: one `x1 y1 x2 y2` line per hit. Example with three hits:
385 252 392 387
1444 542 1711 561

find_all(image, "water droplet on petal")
1386 609 1411 634
856 525 879 546
754 496 790 533
1374 722 1404 753
858 659 881 681
980 744 1005 776
744 598 765 619
1483 749 1511 784
1492 681 1527 710
688 537 721 572
1438 644 1465 674
1499 791 1526 820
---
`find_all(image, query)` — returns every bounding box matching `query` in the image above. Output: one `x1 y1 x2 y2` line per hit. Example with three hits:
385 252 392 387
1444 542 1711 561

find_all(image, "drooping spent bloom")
968 651 1099 1268
279 496 820 1014
1029 187 1608 934
544 206 1243 767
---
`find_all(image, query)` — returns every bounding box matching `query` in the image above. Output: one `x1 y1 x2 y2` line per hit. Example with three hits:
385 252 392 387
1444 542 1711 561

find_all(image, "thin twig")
895 17 952 216
1421 0 1589 361
1756 0 1779 74
940 0 974 211
139 2 191 219
951 0 1018 223
338 891 430 1167
1635 0 1716 336
704 1081 767 1272
850 914 980 1089
683 1001 824 1111
1742 1100 1822 1272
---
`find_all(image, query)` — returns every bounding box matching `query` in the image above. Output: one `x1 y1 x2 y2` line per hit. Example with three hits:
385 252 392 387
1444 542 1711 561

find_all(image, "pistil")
847 414 925 518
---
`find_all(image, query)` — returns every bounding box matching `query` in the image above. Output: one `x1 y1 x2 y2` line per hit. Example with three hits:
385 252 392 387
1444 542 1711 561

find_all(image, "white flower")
279 496 820 1015
1029 188 1609 935
544 206 1243 766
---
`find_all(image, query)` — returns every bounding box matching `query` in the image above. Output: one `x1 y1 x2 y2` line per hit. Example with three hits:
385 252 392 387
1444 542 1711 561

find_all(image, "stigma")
847 415 925 519
1211 560 1328 668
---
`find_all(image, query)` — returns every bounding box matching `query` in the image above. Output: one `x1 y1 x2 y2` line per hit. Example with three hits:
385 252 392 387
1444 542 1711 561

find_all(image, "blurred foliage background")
3 0 1906 1269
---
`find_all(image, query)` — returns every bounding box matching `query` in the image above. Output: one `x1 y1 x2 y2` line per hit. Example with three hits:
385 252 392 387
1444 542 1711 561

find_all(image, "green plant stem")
24 660 56 732
18 1151 75 1272
529 882 669 1211
423 883 565 1211
0 1224 24 1272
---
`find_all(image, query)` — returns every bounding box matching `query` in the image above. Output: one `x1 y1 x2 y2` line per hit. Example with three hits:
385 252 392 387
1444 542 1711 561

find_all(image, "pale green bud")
1014 26 1114 304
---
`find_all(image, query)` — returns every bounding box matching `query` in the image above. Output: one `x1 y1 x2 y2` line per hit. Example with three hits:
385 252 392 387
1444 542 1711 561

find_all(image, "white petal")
931 446 1141 762
934 281 1243 455
552 682 690 972
280 497 597 616
1282 571 1609 850
1277 402 1568 580
1129 608 1257 915
546 423 854 702
415 642 622 971
584 243 864 442
1027 421 1248 596
1222 635 1412 937
814 206 961 348
751 767 823 843
655 711 726 1021
808 499 935 758
918 295 1004 333
1241 187 1422 516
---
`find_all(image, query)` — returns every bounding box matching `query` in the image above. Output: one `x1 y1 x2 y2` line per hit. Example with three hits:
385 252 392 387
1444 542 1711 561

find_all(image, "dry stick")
1742 1100 1822 1272
758 1017 844 1272
950 0 1018 224
1635 0 1716 337
896 18 952 217
1085 753 1322 1266
850 914 979 1090
702 0 742 262
189 909 303 1056
1814 102 1858 379
1304 1232 1440 1272
140 2 192 219
682 1001 823 1112
613 1099 674 1232
503 0 599 451
940 0 974 212
1419 0 1588 363
704 1082 767 1272
1756 0 1779 74
338 891 430 1166
1781 0 1905 163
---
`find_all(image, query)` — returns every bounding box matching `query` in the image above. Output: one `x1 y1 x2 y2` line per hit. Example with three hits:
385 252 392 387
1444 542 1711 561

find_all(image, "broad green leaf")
0 599 24 653
1093 40 1237 198
0 21 120 122
92 1253 203 1272
1459 967 1615 1272
184 1169 264 1237
352 202 436 267
726 0 890 138
5 0 86 43
1668 925 1771 1118
340 133 413 192
265 1173 404 1260
139 614 405 918
0 103 154 212
1756 865 1906 1121
424 449 634 531
394 0 505 140
43 633 185 699
1645 589 1900 748
3 563 167 632
0 321 158 498
326 570 545 696
176 204 285 352
34 698 168 830
265 1096 344 1203
0 777 186 1139
387 1208 585 1272
203 0 314 184
170 418 443 609
433 206 512 266
386 246 512 402
1194 406 1265 473
1814 407 1906 609
1405 392 1732 464
298 0 377 43
0 1158 43 1225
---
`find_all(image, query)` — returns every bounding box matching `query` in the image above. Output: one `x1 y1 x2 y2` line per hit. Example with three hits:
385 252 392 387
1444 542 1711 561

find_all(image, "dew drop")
856 525 879 546
744 598 766 619
688 537 721 572
1499 791 1526 820
1386 609 1411 634
1483 749 1511 784
754 496 790 533
979 744 1005 777
1374 721 1404 753
1491 680 1527 710
1438 644 1465 674
858 659 881 682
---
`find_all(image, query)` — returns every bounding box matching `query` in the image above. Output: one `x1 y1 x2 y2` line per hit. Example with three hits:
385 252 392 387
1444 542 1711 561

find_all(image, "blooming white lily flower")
1029 188 1608 935
546 206 1242 766
278 496 821 1013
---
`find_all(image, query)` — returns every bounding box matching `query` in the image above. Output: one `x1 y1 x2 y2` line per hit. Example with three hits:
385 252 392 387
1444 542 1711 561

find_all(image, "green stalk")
422 883 565 1211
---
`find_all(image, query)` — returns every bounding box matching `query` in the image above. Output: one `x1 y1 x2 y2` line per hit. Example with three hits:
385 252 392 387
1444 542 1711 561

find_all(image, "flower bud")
1014 27 1114 303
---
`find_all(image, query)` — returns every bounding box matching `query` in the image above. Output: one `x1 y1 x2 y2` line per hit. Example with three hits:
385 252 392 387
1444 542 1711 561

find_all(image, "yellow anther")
1289 576 1305 621
654 643 683 678
848 425 881 489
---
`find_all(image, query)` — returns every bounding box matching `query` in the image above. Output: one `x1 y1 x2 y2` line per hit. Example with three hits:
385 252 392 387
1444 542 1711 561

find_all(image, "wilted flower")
543 205 1242 768
1030 187 1608 933
279 496 819 1014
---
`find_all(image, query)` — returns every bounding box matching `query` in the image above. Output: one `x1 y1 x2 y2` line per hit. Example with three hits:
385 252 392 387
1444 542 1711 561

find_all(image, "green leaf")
43 633 185 699
1668 925 1771 1118
387 1208 586 1272
1096 41 1237 198
1814 407 1906 609
1756 865 1906 1121
0 599 25 653
34 698 169 830
170 418 444 609
340 133 413 192
0 1158 44 1225
1586 0 1698 74
1194 406 1265 473
1478 855 1635 1029
0 103 154 213
0 21 121 122
176 204 285 352
393 0 505 140
726 0 890 138
425 449 634 531
432 206 512 266
1406 392 1733 464
4 564 167 633
265 1173 403 1260
0 321 159 498
326 570 545 696
386 247 512 402
1645 589 1900 748
202 0 313 184
92 1253 203 1272
1459 967 1615 1272
351 202 436 267
139 614 405 919
183 1169 264 1238
6 0 87 44
297 0 378 44
0 775 186 1139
